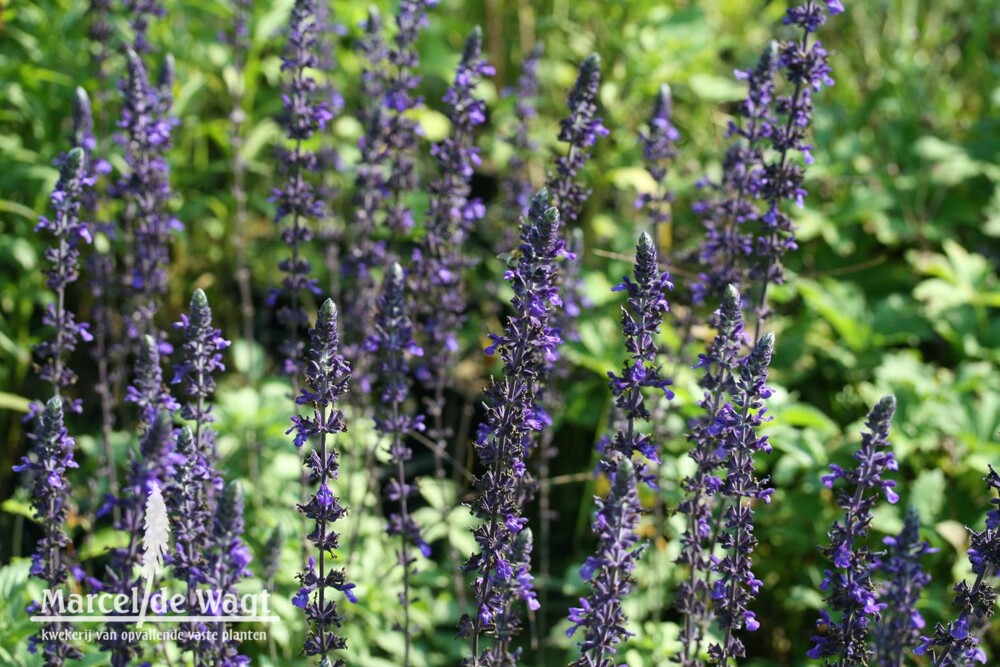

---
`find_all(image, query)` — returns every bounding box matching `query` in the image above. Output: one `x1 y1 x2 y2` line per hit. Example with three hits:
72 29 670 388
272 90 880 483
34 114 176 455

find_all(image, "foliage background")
1 0 999 664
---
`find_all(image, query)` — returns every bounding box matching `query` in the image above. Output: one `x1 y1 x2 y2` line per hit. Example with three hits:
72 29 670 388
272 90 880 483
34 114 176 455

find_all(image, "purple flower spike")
124 0 165 54
367 262 426 659
568 458 645 664
340 6 390 391
14 397 83 664
382 0 436 235
271 0 330 378
342 2 435 396
873 505 937 666
707 331 775 664
753 0 844 318
693 43 778 307
605 232 674 487
125 334 180 426
913 466 1000 666
413 26 493 441
637 84 680 253
549 53 607 226
164 427 213 656
291 300 352 661
117 48 179 347
676 284 747 664
807 395 898 665
34 146 93 406
460 190 567 664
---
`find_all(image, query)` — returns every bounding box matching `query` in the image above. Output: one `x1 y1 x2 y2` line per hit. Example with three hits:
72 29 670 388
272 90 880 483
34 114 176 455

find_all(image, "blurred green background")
1 0 999 664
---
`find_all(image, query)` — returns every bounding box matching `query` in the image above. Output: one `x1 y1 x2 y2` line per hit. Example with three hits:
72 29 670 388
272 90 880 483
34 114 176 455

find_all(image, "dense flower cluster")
692 43 778 306
602 232 674 485
290 300 355 661
125 334 180 425
270 0 331 378
548 53 608 226
412 26 493 434
340 6 391 388
16 398 83 664
637 84 680 252
172 289 230 464
914 466 1000 666
460 191 566 665
381 0 437 235
753 0 843 298
568 458 645 665
117 48 180 344
366 262 427 660
873 505 937 667
675 284 747 664
34 147 93 407
807 395 899 664
708 331 775 663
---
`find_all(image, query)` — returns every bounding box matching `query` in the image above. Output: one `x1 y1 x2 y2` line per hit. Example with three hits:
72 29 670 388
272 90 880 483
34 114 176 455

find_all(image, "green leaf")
910 469 946 523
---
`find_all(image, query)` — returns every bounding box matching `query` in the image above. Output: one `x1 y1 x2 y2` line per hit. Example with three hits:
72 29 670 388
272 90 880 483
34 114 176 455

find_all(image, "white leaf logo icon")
137 482 170 628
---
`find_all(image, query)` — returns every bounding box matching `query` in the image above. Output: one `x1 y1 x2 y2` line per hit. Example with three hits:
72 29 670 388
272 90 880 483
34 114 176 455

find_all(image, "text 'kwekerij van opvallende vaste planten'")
2 0 998 665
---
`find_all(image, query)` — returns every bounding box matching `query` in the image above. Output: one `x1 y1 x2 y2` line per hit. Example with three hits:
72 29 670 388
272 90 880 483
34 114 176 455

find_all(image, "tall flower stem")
290 300 354 660
568 232 671 664
367 262 428 664
460 190 564 664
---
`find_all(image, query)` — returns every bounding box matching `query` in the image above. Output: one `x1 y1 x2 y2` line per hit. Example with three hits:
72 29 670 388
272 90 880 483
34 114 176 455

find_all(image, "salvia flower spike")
460 190 566 665
34 146 94 409
603 231 674 486
413 24 493 469
568 457 645 665
366 262 427 663
707 331 775 664
637 84 680 253
873 505 937 667
15 397 83 663
692 42 778 307
340 6 389 390
753 0 844 321
164 426 212 657
676 284 746 664
172 288 231 466
807 395 899 664
914 466 1000 666
381 0 437 236
124 0 165 54
290 300 354 661
126 334 180 426
548 52 608 226
117 48 180 346
270 0 330 378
